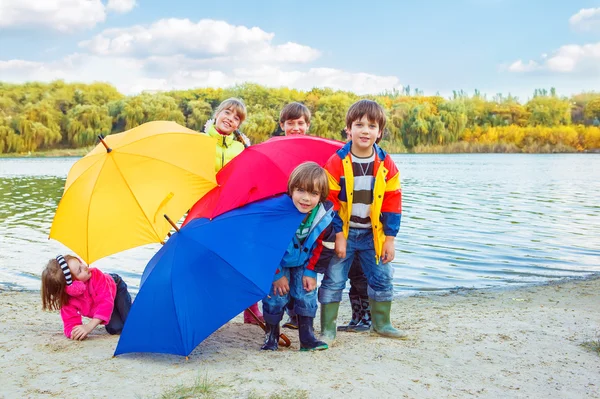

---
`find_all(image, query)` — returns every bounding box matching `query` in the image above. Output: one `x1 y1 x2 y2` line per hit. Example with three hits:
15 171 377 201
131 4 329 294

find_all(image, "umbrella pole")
164 214 180 232
245 307 291 347
97 134 112 153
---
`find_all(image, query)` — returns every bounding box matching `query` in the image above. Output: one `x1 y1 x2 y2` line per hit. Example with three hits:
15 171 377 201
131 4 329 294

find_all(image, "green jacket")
204 124 246 172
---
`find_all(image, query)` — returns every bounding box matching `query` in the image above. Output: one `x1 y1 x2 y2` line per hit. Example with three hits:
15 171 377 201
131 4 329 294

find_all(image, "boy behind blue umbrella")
261 161 335 351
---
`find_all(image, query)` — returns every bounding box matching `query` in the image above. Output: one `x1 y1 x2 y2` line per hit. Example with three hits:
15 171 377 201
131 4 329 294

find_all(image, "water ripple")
1 154 599 294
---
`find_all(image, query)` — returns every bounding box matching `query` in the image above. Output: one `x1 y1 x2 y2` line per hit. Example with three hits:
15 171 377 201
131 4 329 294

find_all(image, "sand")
1 277 599 399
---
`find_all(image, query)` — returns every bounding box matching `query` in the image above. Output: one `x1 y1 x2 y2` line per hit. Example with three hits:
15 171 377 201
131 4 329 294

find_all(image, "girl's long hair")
41 255 75 311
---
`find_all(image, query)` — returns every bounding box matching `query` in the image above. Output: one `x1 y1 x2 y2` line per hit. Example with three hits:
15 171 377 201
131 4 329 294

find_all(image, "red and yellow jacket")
324 141 402 262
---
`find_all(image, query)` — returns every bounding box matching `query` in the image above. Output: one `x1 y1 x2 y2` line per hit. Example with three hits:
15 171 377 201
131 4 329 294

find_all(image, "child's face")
215 108 241 134
347 115 381 156
281 117 309 135
67 257 91 282
291 186 320 214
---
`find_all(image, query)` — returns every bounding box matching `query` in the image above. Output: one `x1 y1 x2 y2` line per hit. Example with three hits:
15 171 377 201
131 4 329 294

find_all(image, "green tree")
185 100 213 131
66 104 112 146
583 98 600 121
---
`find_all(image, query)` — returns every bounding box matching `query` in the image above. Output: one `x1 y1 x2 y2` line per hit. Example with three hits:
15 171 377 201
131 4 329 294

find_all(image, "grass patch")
152 373 227 399
581 338 600 356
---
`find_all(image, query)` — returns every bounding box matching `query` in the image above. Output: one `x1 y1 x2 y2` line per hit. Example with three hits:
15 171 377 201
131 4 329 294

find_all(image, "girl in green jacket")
204 98 251 172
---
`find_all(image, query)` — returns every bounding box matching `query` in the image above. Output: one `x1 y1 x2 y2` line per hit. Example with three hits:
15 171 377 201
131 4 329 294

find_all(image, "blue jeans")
285 259 366 318
262 266 318 324
105 274 132 335
318 228 394 303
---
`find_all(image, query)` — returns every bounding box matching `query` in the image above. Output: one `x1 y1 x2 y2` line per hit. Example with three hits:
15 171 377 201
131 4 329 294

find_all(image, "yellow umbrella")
49 121 217 264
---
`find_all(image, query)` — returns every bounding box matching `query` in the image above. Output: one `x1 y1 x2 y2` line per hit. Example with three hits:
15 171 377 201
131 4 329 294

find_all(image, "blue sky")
1 0 599 101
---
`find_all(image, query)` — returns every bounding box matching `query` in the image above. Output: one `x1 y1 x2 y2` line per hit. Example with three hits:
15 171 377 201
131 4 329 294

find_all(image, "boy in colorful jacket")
318 99 407 343
261 162 335 352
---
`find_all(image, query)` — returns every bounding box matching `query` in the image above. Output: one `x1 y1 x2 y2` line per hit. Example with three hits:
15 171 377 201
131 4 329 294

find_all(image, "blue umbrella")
114 195 304 357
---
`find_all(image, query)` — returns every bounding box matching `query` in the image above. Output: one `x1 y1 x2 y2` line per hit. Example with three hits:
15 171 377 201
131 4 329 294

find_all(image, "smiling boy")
318 99 406 343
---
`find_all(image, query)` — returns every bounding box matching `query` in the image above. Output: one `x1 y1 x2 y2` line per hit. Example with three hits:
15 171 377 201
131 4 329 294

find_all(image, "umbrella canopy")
183 134 342 224
114 195 304 357
49 121 217 264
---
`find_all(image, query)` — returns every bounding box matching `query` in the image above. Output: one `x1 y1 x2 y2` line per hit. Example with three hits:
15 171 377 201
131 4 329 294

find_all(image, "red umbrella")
183 135 343 224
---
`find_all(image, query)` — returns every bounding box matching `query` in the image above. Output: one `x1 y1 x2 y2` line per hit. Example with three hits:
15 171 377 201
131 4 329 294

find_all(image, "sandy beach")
1 277 599 399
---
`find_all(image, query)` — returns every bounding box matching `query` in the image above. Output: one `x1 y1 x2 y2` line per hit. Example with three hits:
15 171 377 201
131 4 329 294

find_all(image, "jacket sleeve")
381 155 402 237
324 155 344 234
273 267 284 282
90 270 116 324
305 224 336 276
60 303 82 338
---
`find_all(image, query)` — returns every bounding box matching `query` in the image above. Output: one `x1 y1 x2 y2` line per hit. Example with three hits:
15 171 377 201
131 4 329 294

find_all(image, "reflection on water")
1 155 599 294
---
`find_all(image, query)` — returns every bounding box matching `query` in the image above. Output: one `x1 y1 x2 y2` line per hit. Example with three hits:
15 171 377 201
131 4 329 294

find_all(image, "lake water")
1 154 599 295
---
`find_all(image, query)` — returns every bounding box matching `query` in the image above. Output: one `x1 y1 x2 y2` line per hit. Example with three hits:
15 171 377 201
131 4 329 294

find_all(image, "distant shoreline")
2 146 599 158
0 147 91 158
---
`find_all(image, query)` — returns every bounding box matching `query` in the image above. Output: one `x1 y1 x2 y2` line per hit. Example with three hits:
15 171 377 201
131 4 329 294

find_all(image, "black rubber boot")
337 294 362 331
348 295 371 332
260 323 280 351
298 316 328 351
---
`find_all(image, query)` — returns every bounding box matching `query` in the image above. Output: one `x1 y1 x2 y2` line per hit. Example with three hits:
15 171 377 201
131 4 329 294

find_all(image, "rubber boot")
260 323 280 351
370 299 408 339
244 302 264 325
337 294 362 332
319 302 340 345
351 295 372 332
298 316 328 351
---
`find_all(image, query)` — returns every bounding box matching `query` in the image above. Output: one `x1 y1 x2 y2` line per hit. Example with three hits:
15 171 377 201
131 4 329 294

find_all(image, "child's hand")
302 276 317 292
381 236 396 264
334 232 347 259
273 276 289 296
71 324 92 341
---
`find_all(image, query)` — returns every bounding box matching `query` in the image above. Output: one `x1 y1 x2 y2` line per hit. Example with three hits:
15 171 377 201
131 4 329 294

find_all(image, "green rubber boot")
370 300 408 339
319 302 340 345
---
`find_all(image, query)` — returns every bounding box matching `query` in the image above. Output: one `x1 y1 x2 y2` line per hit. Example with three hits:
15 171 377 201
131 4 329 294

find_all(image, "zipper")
221 136 227 169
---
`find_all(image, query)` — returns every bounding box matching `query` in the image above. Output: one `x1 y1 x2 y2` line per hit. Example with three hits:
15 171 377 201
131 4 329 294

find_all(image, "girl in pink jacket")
41 255 132 340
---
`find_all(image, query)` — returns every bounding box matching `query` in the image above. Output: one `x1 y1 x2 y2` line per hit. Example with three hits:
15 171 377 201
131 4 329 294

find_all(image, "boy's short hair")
346 99 387 143
279 102 311 124
214 97 247 124
287 161 329 202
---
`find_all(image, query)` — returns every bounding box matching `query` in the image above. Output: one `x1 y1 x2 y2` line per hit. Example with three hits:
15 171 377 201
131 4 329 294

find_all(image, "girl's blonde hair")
41 255 76 311
287 161 329 202
214 97 247 124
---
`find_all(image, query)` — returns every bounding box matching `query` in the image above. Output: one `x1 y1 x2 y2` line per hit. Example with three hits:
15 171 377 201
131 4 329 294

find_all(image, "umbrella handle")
244 306 291 348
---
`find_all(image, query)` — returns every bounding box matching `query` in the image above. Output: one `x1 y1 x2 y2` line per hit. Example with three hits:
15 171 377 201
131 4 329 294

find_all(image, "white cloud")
0 0 136 32
1 16 400 95
569 7 600 32
0 53 401 95
0 0 105 32
106 0 137 13
507 60 539 73
505 42 600 76
79 18 321 63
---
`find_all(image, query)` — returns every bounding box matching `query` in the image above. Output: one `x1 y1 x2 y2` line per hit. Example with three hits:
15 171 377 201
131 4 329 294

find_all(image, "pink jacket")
60 268 117 338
